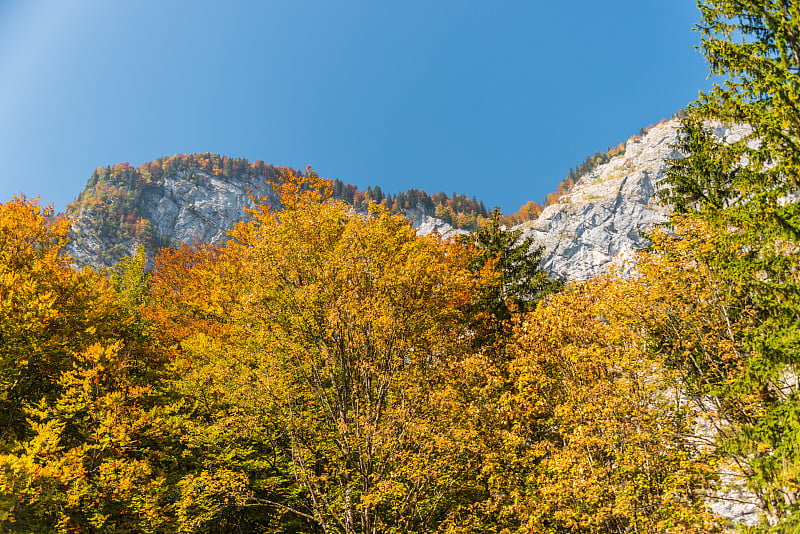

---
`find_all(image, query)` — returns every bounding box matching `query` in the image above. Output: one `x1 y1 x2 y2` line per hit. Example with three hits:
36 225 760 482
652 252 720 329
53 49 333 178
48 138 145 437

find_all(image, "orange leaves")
149 242 236 344
270 166 332 211
238 193 475 369
0 195 70 271
494 211 773 531
178 169 489 531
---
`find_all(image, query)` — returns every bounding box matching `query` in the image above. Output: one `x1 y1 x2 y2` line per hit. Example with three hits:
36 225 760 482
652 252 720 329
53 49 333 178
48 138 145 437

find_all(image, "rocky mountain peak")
516 119 749 281
65 121 749 281
66 156 284 269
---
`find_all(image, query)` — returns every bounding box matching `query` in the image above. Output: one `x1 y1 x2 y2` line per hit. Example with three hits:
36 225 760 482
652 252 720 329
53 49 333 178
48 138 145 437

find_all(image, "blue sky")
0 0 712 214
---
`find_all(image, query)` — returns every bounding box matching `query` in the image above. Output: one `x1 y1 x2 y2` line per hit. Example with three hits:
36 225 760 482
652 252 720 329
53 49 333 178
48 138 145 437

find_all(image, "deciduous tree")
191 169 487 533
500 270 721 533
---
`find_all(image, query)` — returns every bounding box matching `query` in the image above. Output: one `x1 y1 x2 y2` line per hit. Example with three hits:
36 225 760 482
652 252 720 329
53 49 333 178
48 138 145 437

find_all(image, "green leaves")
660 1 800 528
466 207 562 348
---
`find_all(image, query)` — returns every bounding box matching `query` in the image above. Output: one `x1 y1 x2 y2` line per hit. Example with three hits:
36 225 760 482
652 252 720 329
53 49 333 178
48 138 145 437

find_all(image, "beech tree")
487 269 721 534
0 200 300 533
179 169 488 533
0 199 181 532
0 196 117 444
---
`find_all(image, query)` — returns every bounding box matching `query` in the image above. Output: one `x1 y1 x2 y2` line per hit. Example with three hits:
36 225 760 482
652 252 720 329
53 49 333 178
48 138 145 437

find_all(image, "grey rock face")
405 206 468 240
515 121 677 281
143 171 280 245
67 169 281 269
66 168 464 270
516 119 749 281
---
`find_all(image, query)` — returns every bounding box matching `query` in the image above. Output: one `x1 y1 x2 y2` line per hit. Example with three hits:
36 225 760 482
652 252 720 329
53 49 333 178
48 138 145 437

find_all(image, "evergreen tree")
467 207 562 346
662 1 800 527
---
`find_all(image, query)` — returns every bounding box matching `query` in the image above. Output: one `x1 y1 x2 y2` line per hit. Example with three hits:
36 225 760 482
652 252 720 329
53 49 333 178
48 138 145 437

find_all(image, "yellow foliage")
502 272 722 533
187 168 489 532
0 196 116 440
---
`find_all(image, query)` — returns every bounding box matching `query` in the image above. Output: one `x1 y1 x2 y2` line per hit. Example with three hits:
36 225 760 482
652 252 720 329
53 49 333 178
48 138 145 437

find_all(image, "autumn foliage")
0 171 741 533
3 3 799 529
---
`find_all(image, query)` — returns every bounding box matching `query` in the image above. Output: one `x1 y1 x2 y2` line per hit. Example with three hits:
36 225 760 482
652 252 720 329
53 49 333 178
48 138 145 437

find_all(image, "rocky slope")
68 169 281 267
66 157 468 270
405 206 467 240
66 120 748 280
517 119 749 280
67 159 284 269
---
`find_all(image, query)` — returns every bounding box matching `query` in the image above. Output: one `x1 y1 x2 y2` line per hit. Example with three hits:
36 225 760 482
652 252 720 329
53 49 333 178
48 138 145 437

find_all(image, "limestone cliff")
517 119 750 281
66 157 283 269
65 157 468 270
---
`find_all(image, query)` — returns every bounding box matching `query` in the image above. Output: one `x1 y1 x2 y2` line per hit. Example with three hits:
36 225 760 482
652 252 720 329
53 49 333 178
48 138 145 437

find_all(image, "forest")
2 1 799 532
66 152 535 261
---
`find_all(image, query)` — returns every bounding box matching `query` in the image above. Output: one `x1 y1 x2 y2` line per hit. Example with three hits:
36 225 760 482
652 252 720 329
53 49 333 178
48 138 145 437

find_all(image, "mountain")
66 155 285 268
517 120 677 280
65 154 479 270
64 119 749 280
519 118 750 281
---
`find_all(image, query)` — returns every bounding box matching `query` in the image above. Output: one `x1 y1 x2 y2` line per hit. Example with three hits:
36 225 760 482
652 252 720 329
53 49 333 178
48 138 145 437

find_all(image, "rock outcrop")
516 119 749 281
67 165 282 269
405 206 467 240
144 171 281 244
66 162 467 270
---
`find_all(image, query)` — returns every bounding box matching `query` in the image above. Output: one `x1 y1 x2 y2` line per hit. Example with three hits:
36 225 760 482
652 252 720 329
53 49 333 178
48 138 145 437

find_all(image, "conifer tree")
467 207 561 347
662 1 800 527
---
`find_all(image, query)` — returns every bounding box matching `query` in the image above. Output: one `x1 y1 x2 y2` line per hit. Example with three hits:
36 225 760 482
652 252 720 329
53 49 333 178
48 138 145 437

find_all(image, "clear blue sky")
0 0 712 214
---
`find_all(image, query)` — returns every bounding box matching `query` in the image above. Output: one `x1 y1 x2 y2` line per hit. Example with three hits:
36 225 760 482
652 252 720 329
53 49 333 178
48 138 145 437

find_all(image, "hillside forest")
63 153 521 252
2 1 800 532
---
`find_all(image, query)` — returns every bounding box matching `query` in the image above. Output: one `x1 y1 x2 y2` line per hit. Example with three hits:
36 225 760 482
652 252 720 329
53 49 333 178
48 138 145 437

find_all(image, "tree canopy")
660 0 800 528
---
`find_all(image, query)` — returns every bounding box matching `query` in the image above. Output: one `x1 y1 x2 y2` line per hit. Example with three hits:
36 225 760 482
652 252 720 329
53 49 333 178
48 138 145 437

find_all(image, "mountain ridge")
64 154 492 269
520 118 750 280
63 117 746 281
